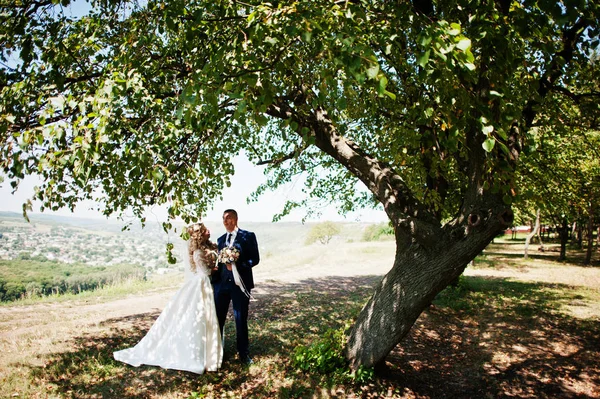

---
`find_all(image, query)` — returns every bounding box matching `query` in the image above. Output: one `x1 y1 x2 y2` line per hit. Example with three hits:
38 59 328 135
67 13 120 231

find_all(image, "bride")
113 223 223 374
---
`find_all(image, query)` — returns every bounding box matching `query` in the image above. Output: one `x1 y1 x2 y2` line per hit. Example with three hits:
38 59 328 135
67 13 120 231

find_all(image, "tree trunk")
345 206 506 369
585 201 594 265
269 93 514 370
524 209 541 259
559 218 569 261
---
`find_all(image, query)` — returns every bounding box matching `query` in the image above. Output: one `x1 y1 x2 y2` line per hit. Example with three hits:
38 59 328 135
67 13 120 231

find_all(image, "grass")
0 273 183 307
1 241 599 398
21 279 374 398
434 275 600 318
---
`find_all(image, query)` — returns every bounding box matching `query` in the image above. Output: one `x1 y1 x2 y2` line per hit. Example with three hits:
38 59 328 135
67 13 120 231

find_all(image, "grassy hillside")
0 212 393 302
1 211 386 265
0 259 146 302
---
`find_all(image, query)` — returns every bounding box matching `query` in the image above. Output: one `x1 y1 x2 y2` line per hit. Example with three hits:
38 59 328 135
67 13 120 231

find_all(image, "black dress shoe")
239 355 253 365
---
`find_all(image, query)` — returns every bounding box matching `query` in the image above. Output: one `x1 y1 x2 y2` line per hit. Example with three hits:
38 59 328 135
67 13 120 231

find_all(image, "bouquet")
218 246 240 264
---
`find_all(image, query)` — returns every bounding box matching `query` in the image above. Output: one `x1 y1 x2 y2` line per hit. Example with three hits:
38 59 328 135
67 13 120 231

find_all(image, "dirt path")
466 260 600 290
0 287 178 374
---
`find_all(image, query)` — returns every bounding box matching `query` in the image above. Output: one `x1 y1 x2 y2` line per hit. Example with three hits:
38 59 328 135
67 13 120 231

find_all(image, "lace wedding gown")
113 249 223 374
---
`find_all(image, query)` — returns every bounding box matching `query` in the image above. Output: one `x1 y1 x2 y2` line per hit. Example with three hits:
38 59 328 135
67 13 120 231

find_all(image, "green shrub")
293 328 346 374
292 326 374 384
362 223 394 241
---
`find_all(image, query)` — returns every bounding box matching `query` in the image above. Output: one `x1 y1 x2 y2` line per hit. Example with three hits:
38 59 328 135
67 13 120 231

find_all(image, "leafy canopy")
1 0 598 231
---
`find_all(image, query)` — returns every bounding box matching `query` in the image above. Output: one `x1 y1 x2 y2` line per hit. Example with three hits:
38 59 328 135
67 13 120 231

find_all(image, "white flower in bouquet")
219 246 240 264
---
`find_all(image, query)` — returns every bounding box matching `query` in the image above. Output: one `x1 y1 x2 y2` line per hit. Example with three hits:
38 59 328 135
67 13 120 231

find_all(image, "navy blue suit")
213 228 259 359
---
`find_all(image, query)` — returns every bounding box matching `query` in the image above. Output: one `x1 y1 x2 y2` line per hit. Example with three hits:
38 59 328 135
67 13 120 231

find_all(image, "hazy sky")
0 156 387 224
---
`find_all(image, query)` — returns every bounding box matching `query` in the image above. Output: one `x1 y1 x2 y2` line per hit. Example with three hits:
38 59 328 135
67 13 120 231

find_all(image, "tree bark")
559 218 569 261
345 201 508 369
585 201 594 265
576 220 583 249
524 209 541 259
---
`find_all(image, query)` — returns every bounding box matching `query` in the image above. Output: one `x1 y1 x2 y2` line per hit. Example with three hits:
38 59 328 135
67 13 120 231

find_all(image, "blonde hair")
187 223 217 272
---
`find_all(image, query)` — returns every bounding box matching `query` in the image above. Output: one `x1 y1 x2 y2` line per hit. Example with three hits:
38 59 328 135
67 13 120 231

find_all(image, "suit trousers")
214 276 250 358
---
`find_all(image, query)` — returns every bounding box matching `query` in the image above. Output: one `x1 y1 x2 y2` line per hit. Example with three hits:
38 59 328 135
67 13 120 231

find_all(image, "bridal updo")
187 223 218 272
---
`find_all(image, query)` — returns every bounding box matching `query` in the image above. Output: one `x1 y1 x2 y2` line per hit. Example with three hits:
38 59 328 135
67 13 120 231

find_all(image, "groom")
213 209 260 365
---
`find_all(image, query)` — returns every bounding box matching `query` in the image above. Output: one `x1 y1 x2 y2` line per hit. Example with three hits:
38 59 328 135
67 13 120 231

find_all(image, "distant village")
0 218 184 273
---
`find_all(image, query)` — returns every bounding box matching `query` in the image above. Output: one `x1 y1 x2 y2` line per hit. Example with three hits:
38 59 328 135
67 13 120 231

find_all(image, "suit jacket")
214 228 260 290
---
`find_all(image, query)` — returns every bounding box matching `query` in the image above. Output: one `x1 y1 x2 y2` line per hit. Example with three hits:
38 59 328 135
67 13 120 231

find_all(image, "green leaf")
482 138 495 152
418 34 432 47
383 90 396 100
456 38 471 51
417 50 431 68
166 15 177 31
255 114 268 126
496 128 508 140
482 125 494 135
377 75 388 96
366 63 380 80
448 23 461 36
152 169 164 181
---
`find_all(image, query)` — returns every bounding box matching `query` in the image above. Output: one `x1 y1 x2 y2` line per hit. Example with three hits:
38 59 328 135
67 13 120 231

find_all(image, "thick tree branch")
550 86 600 102
4 0 54 18
266 97 440 235
523 17 592 128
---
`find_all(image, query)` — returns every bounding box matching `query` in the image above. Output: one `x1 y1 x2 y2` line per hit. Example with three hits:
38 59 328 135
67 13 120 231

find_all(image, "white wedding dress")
113 249 223 374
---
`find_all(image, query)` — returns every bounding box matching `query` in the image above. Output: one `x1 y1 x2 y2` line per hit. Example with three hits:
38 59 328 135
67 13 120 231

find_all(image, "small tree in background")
305 222 341 245
362 223 395 242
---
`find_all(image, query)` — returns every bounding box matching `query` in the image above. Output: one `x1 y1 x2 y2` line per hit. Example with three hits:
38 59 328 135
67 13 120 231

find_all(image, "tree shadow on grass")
483 242 600 266
482 251 600 266
27 275 600 398
382 276 600 398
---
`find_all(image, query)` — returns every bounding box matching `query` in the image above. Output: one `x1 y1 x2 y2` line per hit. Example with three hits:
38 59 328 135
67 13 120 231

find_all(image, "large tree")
1 0 598 368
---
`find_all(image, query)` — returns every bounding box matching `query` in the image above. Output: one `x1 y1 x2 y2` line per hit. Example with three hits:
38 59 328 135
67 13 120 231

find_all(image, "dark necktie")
226 233 231 246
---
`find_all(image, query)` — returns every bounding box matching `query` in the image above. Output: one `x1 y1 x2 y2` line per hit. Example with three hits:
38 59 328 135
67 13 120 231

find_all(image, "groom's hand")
225 263 233 271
